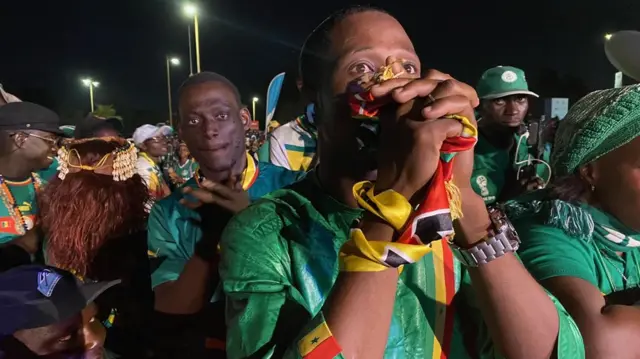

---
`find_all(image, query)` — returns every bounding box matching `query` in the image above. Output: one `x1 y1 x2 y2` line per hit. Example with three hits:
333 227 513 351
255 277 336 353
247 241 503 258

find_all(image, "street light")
183 4 200 73
605 33 613 41
81 78 99 112
166 57 180 127
252 97 259 122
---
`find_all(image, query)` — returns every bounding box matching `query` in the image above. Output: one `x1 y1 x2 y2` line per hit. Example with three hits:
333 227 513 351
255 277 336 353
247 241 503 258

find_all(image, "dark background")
1 0 638 131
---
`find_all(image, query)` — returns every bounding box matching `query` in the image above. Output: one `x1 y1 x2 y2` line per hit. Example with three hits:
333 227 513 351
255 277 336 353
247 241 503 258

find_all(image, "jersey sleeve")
517 219 598 287
147 202 187 288
268 134 292 170
220 202 344 359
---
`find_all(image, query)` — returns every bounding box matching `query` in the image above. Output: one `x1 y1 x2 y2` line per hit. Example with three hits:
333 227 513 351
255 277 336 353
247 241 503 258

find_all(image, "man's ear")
239 108 251 131
12 132 27 149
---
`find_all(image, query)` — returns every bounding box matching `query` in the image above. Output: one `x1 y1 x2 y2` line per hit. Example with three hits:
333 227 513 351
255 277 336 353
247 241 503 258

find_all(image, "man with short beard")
218 6 584 359
0 102 61 245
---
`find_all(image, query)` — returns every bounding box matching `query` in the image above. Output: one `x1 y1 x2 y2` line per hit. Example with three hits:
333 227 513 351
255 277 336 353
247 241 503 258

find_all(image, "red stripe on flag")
303 336 342 359
440 241 457 359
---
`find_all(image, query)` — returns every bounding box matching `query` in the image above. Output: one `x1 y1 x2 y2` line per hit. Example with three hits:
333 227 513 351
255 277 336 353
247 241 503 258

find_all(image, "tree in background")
92 104 122 120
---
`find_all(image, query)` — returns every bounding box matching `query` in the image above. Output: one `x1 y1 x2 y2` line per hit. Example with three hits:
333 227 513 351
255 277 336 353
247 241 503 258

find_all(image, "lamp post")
81 78 99 112
187 25 194 75
252 97 259 122
184 4 200 73
166 57 180 127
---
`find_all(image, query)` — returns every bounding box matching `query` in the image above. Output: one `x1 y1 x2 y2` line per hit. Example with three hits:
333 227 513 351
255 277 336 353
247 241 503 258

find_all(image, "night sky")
2 0 638 128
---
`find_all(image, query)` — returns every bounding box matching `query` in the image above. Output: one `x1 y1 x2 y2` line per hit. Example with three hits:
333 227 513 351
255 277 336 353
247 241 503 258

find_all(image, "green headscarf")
508 84 640 245
552 84 640 177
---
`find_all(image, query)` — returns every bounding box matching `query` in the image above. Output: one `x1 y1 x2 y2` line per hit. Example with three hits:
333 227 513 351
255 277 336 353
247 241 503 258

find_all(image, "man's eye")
349 63 374 75
216 113 229 120
403 63 418 75
493 99 506 106
188 118 200 125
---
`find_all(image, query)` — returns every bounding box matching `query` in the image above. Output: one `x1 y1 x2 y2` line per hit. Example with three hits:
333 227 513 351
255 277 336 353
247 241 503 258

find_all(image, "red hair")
39 140 149 277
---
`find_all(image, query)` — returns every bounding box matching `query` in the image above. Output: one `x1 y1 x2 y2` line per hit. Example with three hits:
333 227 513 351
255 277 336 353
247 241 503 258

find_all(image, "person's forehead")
181 81 238 107
610 136 640 160
493 95 528 101
329 11 415 59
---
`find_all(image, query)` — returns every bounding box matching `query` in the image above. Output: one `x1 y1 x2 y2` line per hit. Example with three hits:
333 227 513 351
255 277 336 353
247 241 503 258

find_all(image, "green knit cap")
551 84 640 177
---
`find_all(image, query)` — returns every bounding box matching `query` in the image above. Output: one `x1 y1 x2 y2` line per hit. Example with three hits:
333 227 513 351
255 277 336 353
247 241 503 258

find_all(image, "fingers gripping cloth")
340 63 478 272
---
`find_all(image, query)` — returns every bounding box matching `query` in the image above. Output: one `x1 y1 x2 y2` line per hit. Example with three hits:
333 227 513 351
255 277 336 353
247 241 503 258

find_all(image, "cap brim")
481 90 539 100
153 125 173 137
78 279 121 304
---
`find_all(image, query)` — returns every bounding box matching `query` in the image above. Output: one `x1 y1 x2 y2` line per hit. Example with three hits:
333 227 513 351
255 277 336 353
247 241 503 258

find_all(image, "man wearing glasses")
133 124 172 203
0 102 62 244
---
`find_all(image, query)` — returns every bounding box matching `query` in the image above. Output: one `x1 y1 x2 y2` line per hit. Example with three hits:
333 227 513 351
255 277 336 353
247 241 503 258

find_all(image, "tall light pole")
166 57 180 127
187 25 194 75
81 78 99 112
184 4 200 73
252 97 259 122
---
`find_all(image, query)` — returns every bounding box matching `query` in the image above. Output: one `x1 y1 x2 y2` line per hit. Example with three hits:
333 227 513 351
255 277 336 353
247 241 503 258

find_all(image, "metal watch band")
451 232 519 267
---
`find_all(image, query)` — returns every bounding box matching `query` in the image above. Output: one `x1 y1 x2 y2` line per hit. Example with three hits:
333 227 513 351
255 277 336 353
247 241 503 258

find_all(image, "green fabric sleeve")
220 202 334 359
148 203 186 289
517 219 598 287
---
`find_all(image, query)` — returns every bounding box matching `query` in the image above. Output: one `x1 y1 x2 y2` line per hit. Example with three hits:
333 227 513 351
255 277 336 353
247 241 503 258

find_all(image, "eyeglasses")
26 133 61 147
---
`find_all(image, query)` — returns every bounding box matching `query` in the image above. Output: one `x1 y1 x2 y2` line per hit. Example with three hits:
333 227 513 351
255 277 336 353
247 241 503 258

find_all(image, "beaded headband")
57 137 138 181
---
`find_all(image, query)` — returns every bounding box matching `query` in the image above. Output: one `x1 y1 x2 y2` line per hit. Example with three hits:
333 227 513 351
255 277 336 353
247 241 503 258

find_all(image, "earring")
591 184 596 192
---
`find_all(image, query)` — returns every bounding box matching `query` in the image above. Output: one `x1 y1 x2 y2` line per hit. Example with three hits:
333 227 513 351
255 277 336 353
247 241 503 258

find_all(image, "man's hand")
371 58 478 202
180 176 250 262
521 176 545 191
180 177 250 214
168 168 185 184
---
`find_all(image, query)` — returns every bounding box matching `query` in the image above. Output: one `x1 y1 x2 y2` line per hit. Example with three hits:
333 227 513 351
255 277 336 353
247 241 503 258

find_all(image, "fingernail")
423 106 432 113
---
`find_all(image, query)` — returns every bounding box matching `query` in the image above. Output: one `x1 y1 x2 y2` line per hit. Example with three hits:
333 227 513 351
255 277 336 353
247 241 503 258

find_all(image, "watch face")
487 206 521 244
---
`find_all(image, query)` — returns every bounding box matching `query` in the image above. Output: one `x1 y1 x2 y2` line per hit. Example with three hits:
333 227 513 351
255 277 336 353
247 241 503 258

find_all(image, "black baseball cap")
0 265 120 336
0 102 63 135
74 113 124 139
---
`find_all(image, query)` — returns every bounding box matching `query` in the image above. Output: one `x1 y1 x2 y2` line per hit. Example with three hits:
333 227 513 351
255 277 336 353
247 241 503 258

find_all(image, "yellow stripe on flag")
431 240 446 359
286 149 313 172
298 321 334 357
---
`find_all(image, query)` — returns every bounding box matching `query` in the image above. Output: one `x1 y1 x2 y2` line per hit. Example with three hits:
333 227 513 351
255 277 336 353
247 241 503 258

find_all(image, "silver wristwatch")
449 206 521 267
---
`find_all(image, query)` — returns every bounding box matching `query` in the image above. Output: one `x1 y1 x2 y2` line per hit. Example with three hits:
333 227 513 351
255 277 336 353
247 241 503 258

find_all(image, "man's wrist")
360 212 396 242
